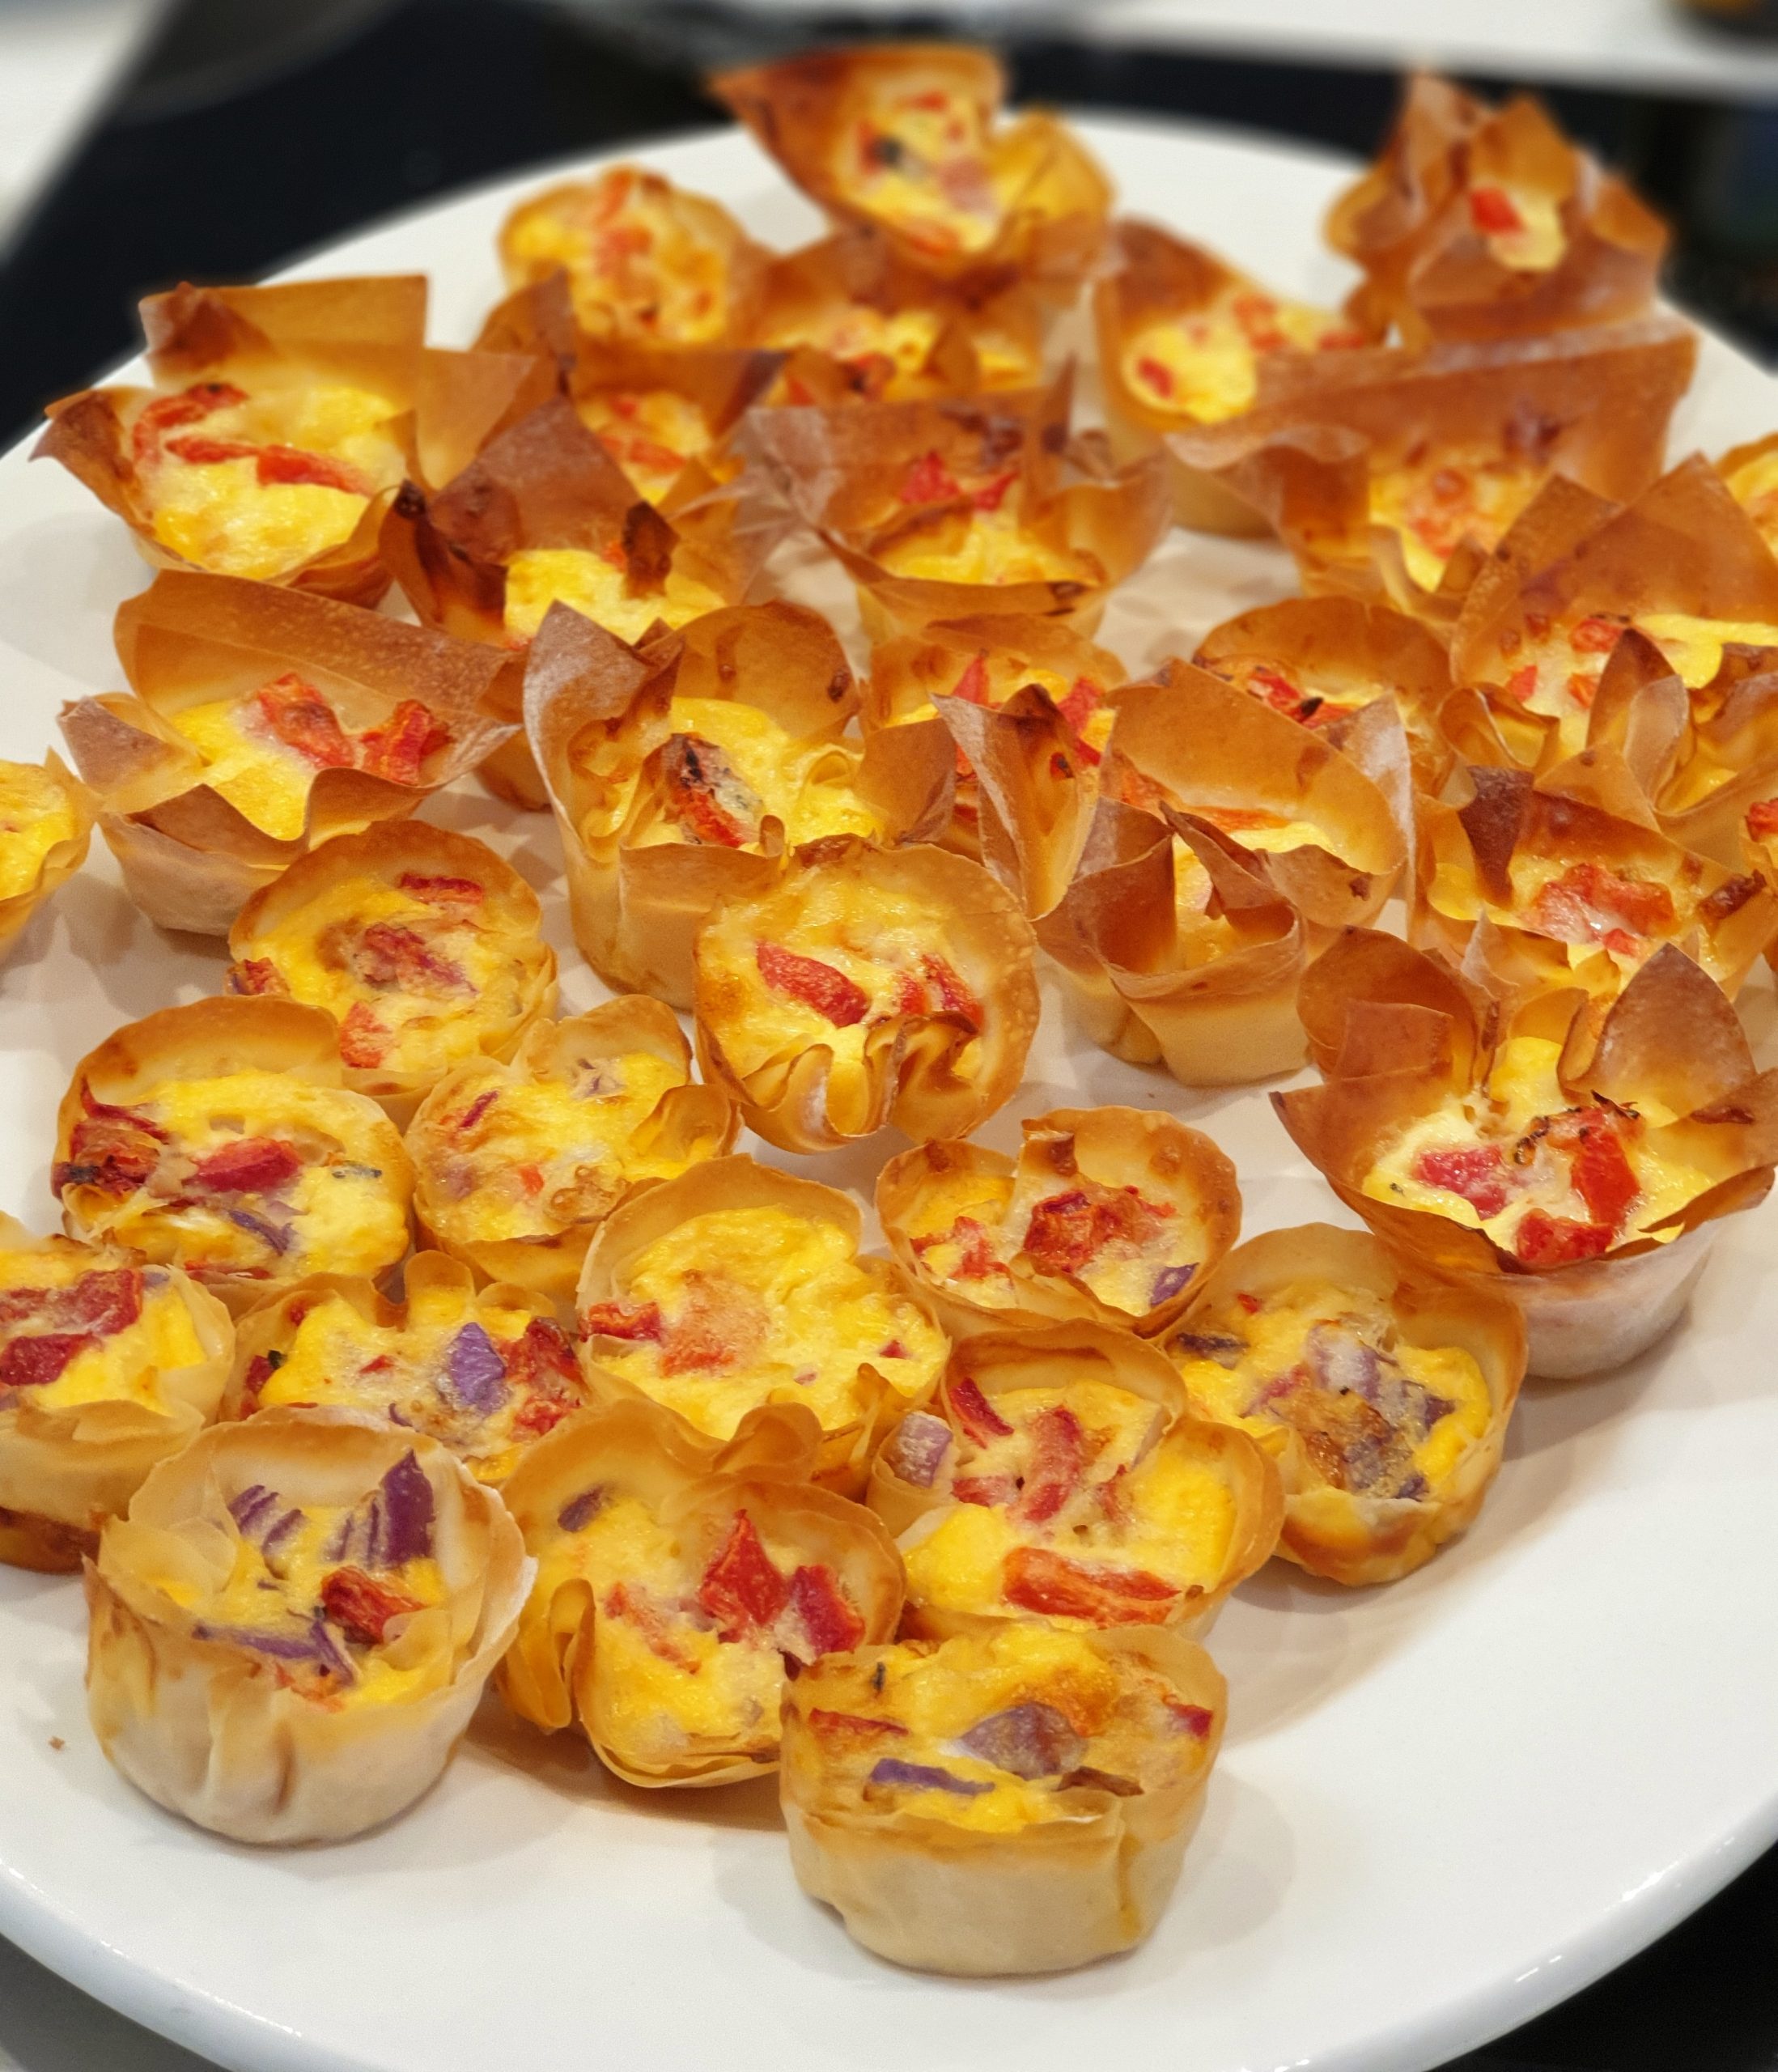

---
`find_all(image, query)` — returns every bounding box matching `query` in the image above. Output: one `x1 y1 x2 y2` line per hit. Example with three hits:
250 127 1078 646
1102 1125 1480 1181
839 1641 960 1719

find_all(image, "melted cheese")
503 547 727 646
1122 288 1360 426
592 1204 944 1442
875 504 1093 587
0 762 77 899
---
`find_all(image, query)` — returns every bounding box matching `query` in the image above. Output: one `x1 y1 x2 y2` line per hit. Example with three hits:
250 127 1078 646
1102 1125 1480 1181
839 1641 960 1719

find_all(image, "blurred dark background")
2 1 1778 2066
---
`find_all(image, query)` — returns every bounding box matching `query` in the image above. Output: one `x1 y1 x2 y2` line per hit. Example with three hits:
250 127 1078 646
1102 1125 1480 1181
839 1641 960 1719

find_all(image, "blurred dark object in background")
1678 0 1778 37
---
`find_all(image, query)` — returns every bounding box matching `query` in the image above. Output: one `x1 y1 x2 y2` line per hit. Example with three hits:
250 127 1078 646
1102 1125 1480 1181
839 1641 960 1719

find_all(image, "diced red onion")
1148 1262 1195 1306
442 1322 507 1414
883 1411 951 1488
868 1757 992 1797
957 1701 1085 1779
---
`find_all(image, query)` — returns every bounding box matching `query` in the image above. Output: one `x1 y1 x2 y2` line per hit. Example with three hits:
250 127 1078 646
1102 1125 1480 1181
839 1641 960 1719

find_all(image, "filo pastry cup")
407 996 737 1307
877 1106 1241 1340
38 277 438 605
576 1154 948 1495
1093 218 1371 533
1326 74 1668 350
497 1395 902 1786
0 752 95 960
84 1408 529 1844
692 835 1040 1153
60 569 521 936
872 1322 1281 1633
1165 1224 1526 1585
1165 317 1696 623
1413 758 1778 1002
524 599 953 1010
223 1252 592 1484
753 229 1045 406
711 43 1110 295
780 1620 1226 1976
1037 802 1312 1086
224 819 557 1126
740 370 1171 643
1275 929 1778 1377
53 997 414 1317
0 1220 231 1573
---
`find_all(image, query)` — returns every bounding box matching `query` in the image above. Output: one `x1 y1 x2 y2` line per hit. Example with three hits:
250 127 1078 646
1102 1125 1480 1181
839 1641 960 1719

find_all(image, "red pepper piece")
397 873 482 908
1566 671 1600 711
320 1566 423 1647
1546 1113 1640 1230
755 942 868 1028
1136 355 1175 399
1468 184 1525 234
1504 663 1539 703
1021 1185 1173 1280
240 1352 275 1408
255 674 354 769
953 1472 1020 1507
0 1332 95 1391
253 444 370 495
1748 799 1778 841
919 953 979 1028
192 1138 301 1195
900 449 961 504
511 1395 574 1438
787 1565 864 1657
698 1511 788 1637
950 653 991 706
603 1582 699 1670
970 471 1016 512
130 381 248 465
1568 615 1624 655
230 957 286 996
1514 1208 1616 1267
1013 1403 1085 1524
0 1267 144 1340
503 1317 582 1437
661 734 760 848
54 1085 168 1198
360 702 450 787
947 1373 1012 1445
456 1089 498 1132
1055 675 1103 739
1411 1145 1513 1221
807 1709 909 1743
163 435 260 466
1165 1699 1214 1739
1003 1547 1181 1626
337 1002 391 1069
581 1300 664 1343
1563 861 1675 939
354 921 468 994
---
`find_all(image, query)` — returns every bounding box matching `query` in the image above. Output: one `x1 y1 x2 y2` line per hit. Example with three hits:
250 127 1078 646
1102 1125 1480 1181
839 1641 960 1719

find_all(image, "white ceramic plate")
1 112 1776 2072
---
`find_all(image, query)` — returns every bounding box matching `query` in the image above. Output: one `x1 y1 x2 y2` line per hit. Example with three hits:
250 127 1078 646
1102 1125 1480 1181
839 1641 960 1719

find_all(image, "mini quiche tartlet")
1718 428 1778 563
407 997 737 1306
872 1323 1280 1634
381 395 767 655
713 43 1110 293
1094 219 1369 533
1414 761 1778 1001
0 1219 231 1573
755 229 1044 407
693 835 1040 1154
84 1408 528 1844
1105 660 1408 933
1327 75 1667 350
497 1395 902 1786
226 821 556 1124
224 1253 588 1482
525 599 952 1011
1038 802 1309 1086
40 277 429 605
780 1621 1225 1976
54 998 414 1316
1193 594 1457 799
1167 317 1695 622
1447 456 1778 789
0 751 93 960
577 1155 948 1493
864 614 1125 877
743 372 1170 645
497 165 769 346
1165 1225 1526 1585
60 569 520 936
877 1107 1241 1339
1279 930 1778 1377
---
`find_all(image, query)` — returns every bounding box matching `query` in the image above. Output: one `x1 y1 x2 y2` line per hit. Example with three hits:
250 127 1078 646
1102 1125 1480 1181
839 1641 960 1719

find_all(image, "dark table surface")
3 2 1777 2066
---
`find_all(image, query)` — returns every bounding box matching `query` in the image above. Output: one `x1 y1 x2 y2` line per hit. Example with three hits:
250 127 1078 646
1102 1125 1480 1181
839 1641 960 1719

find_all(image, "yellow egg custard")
874 499 1097 588
1721 438 1778 555
877 1325 1279 1636
1165 1225 1524 1583
124 372 406 584
409 1000 736 1304
1460 177 1566 273
1363 1031 1713 1267
497 1397 902 1785
870 626 1121 774
86 1410 528 1842
1369 441 1547 596
770 303 948 401
229 1255 589 1484
166 670 454 843
499 168 757 345
0 1220 232 1570
54 1000 413 1314
779 1621 1224 1975
694 839 1039 1153
227 823 554 1116
0 758 81 899
575 387 718 504
879 1107 1241 1335
503 543 729 647
1122 287 1364 427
